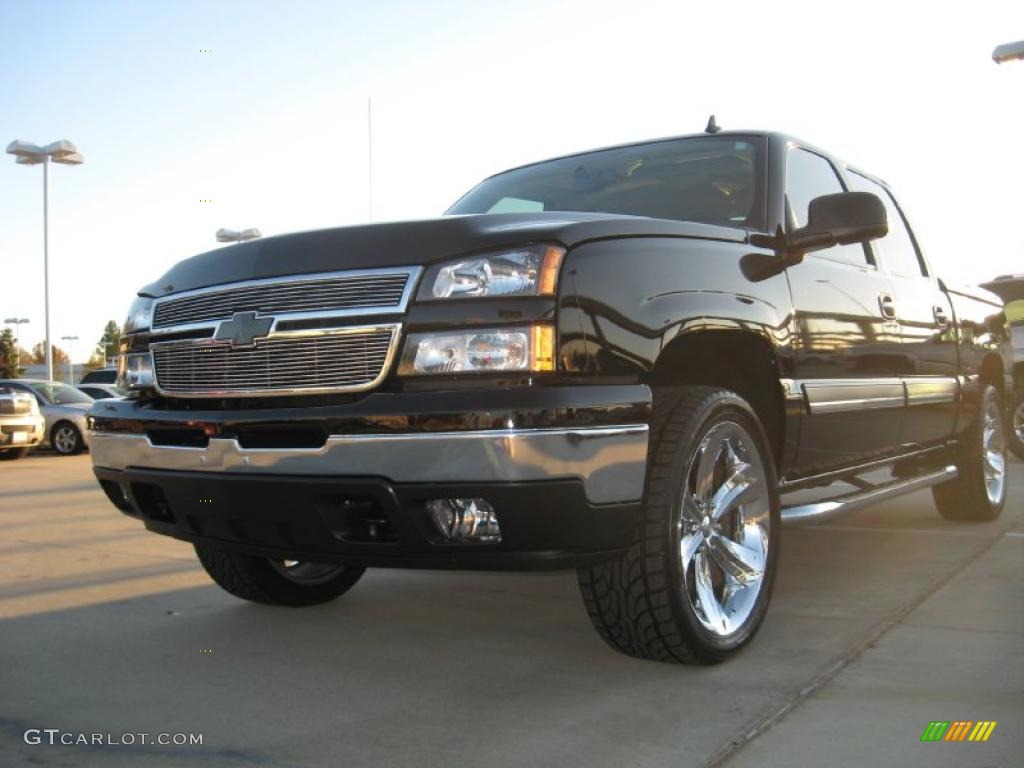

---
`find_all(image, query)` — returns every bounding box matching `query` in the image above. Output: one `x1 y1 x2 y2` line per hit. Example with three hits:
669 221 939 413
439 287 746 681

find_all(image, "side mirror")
788 191 887 257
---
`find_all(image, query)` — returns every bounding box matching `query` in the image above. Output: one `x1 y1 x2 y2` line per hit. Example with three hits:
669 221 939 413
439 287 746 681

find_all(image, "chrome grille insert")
152 325 400 397
152 268 417 331
0 396 34 415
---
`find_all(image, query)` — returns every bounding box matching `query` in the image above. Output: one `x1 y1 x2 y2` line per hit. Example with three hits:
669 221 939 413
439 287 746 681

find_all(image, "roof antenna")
705 114 721 134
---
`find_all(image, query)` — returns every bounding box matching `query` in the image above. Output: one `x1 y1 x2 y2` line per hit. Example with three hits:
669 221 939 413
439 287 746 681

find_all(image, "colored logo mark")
920 721 997 742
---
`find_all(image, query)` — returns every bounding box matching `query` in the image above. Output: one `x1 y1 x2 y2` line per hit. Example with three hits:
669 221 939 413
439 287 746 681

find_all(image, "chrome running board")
781 465 958 525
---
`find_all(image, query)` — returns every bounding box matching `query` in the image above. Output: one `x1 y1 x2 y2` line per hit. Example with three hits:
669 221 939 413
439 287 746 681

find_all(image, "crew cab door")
846 172 959 447
784 148 906 471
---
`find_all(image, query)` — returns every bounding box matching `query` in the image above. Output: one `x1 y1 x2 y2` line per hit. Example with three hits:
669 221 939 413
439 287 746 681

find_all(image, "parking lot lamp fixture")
993 40 1024 63
216 227 262 244
5 139 84 382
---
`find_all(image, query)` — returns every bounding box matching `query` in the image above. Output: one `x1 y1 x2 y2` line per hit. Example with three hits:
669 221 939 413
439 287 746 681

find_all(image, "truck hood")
141 212 747 297
942 280 1004 309
980 276 1024 304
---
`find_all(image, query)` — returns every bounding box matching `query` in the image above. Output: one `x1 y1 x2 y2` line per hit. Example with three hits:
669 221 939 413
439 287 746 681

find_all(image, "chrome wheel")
981 399 1006 505
53 425 79 455
679 421 770 637
269 560 347 585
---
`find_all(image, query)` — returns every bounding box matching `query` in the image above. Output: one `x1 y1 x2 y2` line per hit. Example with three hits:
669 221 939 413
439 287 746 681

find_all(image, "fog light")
425 498 501 543
98 479 133 513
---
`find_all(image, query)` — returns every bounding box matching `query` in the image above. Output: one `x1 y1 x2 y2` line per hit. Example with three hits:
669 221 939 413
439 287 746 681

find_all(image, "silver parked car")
0 379 93 455
0 385 46 460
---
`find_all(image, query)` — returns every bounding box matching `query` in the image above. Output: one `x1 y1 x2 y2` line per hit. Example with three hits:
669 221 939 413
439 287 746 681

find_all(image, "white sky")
1 0 1022 360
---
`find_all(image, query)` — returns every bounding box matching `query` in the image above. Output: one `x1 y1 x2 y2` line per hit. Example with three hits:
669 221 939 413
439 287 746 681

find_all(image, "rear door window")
846 172 927 278
786 149 871 267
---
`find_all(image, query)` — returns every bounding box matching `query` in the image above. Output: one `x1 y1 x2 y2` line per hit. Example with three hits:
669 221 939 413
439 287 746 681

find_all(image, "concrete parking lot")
1 453 1021 768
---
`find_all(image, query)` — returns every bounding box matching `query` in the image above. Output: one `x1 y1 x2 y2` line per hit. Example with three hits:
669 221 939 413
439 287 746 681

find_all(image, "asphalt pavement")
1 452 1021 767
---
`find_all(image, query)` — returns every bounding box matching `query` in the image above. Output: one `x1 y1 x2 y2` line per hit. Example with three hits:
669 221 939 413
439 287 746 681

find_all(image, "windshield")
448 136 764 229
28 382 94 405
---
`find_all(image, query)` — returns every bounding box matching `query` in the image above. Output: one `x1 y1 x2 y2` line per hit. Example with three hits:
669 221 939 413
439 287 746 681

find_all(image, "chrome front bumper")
89 424 649 505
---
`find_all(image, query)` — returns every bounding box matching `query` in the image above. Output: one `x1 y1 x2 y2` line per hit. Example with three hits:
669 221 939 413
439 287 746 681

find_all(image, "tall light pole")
367 97 373 221
61 335 79 385
216 227 262 244
3 317 29 372
5 139 84 383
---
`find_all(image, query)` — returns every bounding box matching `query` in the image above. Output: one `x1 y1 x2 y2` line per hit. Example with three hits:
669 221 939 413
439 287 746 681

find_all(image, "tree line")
0 320 121 378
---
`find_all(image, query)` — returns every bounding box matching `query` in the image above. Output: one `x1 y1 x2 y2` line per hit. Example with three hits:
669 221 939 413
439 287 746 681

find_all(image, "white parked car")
0 385 46 460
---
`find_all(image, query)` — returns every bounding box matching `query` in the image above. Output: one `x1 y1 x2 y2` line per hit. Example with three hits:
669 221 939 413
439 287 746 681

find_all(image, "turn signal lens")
530 325 555 372
537 245 562 295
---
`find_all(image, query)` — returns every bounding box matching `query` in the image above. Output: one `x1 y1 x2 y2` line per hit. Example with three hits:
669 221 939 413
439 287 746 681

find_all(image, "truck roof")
484 129 889 189
487 129 773 179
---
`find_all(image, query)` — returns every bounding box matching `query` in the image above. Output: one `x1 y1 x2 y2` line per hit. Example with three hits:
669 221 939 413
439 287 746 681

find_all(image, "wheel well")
649 331 785 464
979 354 1005 395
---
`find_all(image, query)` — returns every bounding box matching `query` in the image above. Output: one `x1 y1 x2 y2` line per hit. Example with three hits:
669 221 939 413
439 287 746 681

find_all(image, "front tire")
51 422 84 455
1009 390 1024 461
578 387 780 664
194 543 365 606
933 384 1007 522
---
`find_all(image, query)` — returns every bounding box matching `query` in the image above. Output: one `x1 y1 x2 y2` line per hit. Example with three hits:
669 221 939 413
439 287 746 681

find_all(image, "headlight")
123 295 154 335
117 352 155 390
398 326 555 375
422 244 564 300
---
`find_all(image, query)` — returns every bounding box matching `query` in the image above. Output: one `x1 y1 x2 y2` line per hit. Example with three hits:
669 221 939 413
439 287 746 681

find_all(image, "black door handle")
878 293 897 320
933 305 950 328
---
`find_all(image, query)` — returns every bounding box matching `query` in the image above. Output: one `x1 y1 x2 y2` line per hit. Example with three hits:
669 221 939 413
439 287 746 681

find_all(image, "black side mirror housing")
788 191 888 258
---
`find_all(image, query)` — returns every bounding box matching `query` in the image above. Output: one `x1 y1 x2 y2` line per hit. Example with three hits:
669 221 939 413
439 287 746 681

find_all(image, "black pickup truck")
88 127 1013 664
980 274 1024 459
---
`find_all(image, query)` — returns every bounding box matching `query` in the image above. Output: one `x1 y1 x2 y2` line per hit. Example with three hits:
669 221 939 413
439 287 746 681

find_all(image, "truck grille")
0 397 33 415
152 327 398 396
152 271 411 329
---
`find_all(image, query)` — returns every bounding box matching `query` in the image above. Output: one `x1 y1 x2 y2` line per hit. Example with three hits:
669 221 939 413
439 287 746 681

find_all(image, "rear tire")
0 447 30 460
194 543 365 606
578 387 780 664
1009 390 1024 461
933 385 1007 522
